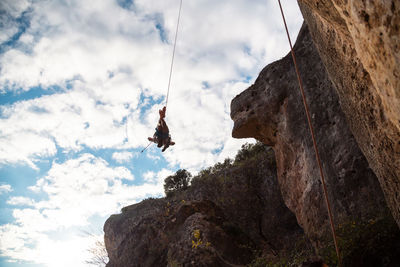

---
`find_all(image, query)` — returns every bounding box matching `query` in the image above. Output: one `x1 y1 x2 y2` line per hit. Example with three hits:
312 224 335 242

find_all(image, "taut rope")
277 0 342 265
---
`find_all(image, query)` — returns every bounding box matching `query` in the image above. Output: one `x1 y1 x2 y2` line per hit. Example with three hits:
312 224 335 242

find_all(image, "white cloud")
143 170 155 182
0 223 99 267
0 184 12 194
157 168 174 183
142 169 173 185
0 153 173 266
112 151 136 164
0 87 144 167
7 196 35 206
0 0 31 43
0 131 57 169
0 0 30 17
0 0 302 171
23 154 135 230
0 0 169 92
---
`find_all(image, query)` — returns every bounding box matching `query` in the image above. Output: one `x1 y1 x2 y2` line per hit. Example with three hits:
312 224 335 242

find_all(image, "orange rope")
276 1 342 266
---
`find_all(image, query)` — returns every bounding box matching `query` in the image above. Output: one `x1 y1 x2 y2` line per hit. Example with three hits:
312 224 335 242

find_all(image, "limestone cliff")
297 0 400 227
104 143 399 266
231 23 392 248
104 146 312 266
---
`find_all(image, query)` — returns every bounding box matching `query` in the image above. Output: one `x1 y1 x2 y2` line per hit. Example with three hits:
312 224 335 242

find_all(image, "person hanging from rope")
148 106 175 152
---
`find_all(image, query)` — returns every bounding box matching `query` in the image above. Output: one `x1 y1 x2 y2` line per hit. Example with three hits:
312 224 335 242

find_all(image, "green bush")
234 142 268 163
320 215 400 266
164 169 192 197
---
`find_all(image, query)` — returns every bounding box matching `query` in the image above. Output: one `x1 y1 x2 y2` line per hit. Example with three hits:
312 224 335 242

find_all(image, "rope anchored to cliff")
276 0 342 266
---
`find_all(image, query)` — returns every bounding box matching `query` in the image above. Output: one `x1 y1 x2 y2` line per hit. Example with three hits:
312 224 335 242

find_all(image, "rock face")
104 199 255 267
104 148 310 267
231 24 391 246
297 0 400 227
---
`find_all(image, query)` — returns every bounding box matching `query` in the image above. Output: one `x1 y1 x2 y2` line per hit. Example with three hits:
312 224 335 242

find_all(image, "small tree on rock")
164 169 192 197
234 142 267 163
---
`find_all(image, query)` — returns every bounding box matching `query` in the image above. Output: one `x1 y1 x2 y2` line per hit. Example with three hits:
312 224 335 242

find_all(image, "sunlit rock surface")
297 0 400 227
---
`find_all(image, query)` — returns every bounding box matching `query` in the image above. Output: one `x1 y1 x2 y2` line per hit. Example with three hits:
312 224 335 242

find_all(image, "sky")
0 0 303 266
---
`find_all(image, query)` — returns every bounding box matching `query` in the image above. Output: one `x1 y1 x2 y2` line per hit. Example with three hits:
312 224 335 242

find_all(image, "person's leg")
162 136 176 152
162 137 170 152
162 142 169 152
168 136 175 146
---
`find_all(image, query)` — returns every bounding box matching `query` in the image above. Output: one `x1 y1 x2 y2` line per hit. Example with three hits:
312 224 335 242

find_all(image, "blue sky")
0 0 302 266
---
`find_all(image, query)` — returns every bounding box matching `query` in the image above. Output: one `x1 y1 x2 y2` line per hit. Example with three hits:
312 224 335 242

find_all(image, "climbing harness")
141 0 182 153
276 0 342 265
155 127 170 140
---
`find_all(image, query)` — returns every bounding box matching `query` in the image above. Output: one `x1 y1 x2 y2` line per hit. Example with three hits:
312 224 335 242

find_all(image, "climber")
148 106 175 152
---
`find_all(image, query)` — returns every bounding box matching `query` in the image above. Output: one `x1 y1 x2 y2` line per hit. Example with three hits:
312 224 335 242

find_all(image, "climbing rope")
141 0 182 153
276 0 342 266
165 0 183 110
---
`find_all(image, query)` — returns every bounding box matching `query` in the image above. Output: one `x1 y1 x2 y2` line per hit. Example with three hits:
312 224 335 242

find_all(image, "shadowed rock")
104 148 309 266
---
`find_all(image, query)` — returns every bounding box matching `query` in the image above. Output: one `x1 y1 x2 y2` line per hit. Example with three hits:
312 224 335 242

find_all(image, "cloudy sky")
0 0 302 266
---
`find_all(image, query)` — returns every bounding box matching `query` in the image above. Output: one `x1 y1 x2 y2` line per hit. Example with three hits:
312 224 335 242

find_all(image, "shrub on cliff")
234 141 270 163
164 169 192 197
